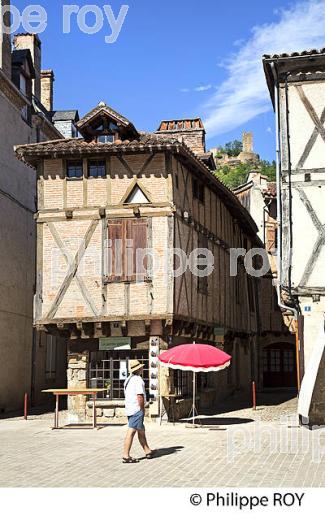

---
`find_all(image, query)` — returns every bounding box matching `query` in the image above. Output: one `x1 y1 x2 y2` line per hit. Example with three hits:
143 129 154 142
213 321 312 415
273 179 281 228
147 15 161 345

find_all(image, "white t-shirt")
124 374 146 417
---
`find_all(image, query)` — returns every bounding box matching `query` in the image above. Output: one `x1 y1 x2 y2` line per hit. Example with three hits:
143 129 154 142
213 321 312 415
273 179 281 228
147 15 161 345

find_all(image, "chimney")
156 118 206 155
13 33 41 99
0 0 11 78
41 69 54 112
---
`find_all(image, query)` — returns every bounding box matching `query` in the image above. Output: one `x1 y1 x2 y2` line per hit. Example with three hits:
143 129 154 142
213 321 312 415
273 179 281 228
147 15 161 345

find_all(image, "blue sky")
13 0 325 160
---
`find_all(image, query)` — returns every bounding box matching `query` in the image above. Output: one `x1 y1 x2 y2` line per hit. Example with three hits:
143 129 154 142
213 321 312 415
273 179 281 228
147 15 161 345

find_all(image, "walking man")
122 359 153 463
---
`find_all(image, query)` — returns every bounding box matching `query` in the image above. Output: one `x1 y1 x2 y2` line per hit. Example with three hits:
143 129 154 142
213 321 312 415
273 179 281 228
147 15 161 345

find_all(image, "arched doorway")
262 342 297 388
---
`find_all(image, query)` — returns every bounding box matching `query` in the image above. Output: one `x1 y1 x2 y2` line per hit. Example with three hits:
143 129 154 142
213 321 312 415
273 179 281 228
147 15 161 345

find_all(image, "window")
107 218 148 282
192 177 205 204
19 74 28 120
197 233 209 294
67 161 83 179
124 185 150 204
173 370 192 397
88 160 106 178
89 349 149 401
20 73 27 95
45 336 57 380
98 134 114 144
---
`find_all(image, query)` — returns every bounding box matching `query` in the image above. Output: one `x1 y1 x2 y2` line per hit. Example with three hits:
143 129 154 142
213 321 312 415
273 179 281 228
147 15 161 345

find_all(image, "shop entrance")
89 349 149 400
262 343 297 388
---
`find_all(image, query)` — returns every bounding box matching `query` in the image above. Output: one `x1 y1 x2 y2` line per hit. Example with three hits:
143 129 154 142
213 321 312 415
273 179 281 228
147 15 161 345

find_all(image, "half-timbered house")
263 48 325 425
15 101 286 422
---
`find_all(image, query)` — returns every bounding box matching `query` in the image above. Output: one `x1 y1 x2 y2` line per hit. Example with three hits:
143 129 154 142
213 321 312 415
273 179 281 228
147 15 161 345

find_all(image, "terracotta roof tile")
15 133 261 241
263 48 325 59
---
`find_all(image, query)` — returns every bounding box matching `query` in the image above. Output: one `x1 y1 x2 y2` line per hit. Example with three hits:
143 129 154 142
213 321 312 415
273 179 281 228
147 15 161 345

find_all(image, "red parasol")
158 343 232 425
158 343 231 372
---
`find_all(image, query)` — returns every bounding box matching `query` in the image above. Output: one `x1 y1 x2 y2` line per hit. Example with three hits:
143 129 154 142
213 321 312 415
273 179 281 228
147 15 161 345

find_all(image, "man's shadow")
138 446 184 460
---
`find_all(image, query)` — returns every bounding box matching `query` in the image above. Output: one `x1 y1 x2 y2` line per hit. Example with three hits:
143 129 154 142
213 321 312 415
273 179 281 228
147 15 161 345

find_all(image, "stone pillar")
67 351 89 423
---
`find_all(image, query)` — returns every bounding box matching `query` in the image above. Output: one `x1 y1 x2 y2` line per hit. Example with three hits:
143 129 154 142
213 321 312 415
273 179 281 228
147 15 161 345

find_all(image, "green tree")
217 139 243 157
214 160 276 190
260 160 276 181
215 163 252 189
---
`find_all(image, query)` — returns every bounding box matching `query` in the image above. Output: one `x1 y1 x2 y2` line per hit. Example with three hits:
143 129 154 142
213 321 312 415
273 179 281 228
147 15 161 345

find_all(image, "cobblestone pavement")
1 406 325 487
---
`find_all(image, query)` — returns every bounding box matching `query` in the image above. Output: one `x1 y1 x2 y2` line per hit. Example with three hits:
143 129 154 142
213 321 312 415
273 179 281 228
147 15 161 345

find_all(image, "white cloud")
203 0 325 138
180 84 213 93
194 84 213 92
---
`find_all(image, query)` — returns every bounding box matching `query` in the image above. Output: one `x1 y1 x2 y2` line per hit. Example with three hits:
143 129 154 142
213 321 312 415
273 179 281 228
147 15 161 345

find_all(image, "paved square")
0 409 324 487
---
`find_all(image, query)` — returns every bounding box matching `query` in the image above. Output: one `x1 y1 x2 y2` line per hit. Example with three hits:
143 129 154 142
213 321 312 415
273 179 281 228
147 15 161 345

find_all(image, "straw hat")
129 359 144 373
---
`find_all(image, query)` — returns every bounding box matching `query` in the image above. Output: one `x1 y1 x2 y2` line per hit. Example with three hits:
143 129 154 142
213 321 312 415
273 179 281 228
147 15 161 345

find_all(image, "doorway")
262 343 297 388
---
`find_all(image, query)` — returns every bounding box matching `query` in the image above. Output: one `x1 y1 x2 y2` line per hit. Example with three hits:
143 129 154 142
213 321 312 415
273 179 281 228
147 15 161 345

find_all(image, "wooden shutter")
107 219 124 282
197 233 208 293
129 218 148 282
107 218 148 282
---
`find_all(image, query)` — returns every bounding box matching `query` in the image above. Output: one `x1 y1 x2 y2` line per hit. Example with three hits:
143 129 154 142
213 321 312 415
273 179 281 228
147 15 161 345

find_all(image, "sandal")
122 457 138 464
145 451 155 459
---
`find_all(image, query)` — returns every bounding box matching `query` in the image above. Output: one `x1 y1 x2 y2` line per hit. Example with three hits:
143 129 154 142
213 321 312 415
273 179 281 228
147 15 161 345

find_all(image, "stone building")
15 100 288 422
0 2 77 413
234 173 296 388
263 48 325 425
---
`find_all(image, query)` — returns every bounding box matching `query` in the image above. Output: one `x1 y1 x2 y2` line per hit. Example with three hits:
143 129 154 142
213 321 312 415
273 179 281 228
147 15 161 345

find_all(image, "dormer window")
98 134 114 144
76 103 139 142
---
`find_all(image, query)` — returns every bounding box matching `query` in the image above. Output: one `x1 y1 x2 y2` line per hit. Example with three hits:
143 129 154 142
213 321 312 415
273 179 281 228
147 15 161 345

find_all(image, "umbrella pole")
192 372 196 426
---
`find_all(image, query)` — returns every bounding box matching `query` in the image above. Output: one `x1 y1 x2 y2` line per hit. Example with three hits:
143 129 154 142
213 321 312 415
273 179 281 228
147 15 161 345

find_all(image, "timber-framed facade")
16 102 288 422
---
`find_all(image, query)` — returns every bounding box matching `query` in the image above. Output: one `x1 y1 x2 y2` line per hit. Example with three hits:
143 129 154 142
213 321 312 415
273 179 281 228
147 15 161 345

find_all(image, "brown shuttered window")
107 218 148 282
197 233 209 294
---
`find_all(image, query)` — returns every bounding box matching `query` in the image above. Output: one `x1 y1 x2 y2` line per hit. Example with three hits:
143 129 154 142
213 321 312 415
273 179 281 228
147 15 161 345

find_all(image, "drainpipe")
270 62 301 392
270 62 297 318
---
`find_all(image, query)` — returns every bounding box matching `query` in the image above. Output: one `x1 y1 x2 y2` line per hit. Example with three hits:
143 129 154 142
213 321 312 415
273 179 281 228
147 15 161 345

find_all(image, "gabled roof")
76 101 138 138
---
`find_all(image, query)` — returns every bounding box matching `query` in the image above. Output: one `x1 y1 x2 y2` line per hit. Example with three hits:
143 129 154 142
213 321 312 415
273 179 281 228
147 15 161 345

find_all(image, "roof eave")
15 140 259 238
